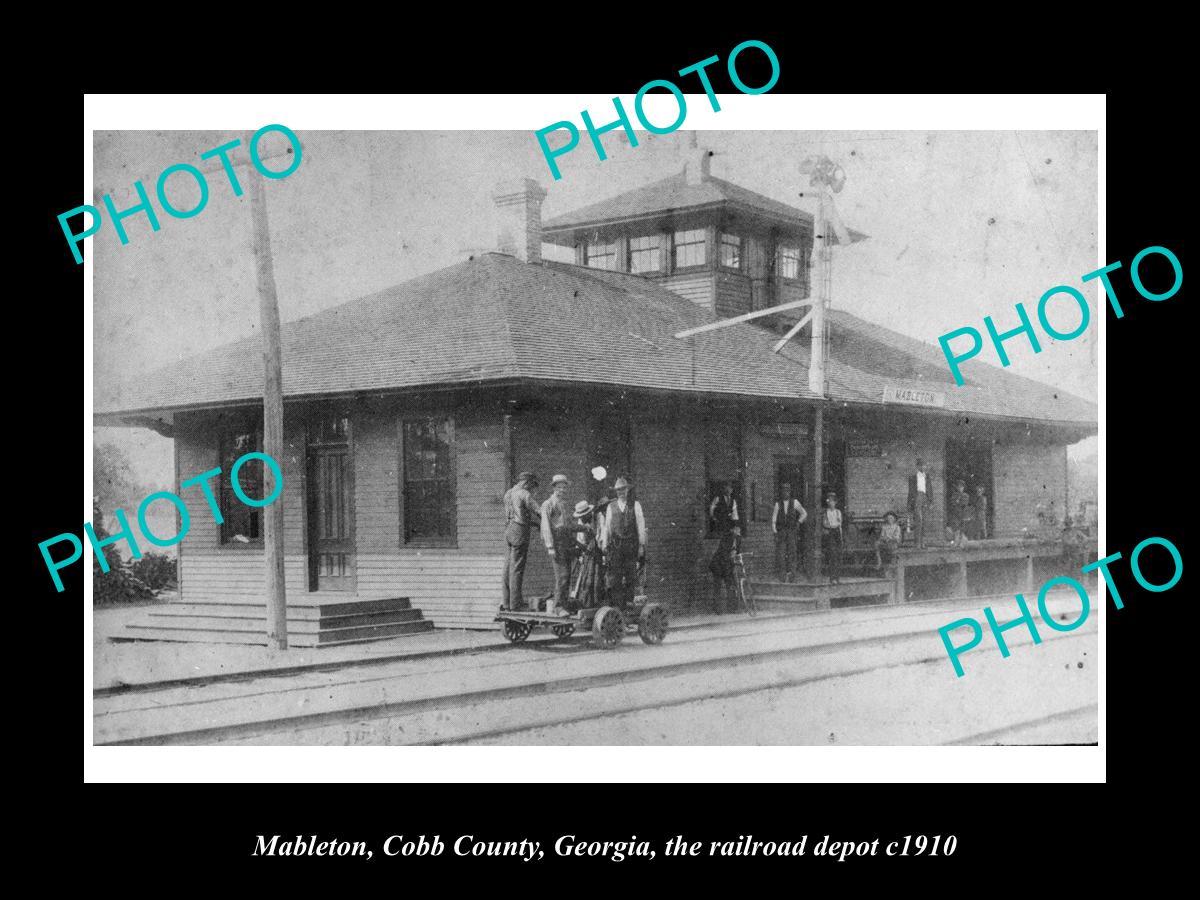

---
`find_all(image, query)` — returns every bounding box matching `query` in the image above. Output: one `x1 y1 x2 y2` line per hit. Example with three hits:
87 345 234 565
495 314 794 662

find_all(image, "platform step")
122 594 434 647
145 607 426 630
116 624 435 648
161 597 414 617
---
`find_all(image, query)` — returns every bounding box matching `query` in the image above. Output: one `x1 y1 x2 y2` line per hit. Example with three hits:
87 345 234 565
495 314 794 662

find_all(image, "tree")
94 442 142 516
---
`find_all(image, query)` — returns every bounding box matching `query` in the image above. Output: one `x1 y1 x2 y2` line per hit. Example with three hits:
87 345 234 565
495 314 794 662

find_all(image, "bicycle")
732 550 757 616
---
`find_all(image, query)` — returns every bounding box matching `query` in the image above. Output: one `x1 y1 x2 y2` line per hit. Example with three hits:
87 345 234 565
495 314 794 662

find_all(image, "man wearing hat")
821 492 844 585
907 458 933 549
540 474 582 615
771 481 807 583
501 472 542 610
601 476 646 609
708 481 741 613
568 498 604 610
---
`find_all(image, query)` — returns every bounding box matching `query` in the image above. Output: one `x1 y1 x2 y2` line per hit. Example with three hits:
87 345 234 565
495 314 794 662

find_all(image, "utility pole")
198 135 294 650
809 191 830 582
246 136 288 651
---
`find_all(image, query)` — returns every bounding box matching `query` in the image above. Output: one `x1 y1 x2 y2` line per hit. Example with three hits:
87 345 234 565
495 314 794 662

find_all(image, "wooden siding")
714 271 753 319
173 403 511 628
511 410 594 599
845 438 947 538
352 403 508 626
741 418 813 568
356 552 502 629
168 399 1075 629
172 411 308 600
993 440 1067 537
661 273 714 311
180 555 308 601
628 408 709 614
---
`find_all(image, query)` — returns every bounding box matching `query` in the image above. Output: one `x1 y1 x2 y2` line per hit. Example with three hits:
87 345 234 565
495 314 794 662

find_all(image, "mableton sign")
883 386 946 407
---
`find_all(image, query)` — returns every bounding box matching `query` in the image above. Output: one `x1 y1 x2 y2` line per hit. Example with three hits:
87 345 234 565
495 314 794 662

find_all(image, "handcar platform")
495 599 668 649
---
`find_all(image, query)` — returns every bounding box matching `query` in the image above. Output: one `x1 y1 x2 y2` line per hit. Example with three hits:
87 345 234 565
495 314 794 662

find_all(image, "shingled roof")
543 172 818 237
96 252 1096 429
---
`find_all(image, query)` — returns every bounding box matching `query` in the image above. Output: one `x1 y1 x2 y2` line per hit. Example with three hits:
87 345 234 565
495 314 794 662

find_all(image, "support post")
812 404 823 581
956 560 969 596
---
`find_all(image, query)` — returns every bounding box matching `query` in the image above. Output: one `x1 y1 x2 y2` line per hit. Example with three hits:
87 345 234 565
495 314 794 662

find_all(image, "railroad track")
93 593 1025 700
94 594 1096 746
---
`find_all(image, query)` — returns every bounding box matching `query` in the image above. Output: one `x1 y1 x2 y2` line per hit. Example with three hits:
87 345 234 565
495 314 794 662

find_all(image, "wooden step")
117 626 434 649
145 607 426 630
160 597 414 617
122 594 435 647
315 619 434 645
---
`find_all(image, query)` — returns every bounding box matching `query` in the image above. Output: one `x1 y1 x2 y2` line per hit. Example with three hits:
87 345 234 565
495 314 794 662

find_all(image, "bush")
129 553 177 591
92 500 155 605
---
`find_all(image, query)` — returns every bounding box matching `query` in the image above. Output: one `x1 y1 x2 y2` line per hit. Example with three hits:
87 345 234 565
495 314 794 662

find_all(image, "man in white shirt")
602 476 646 608
540 474 580 615
772 482 808 582
907 458 933 549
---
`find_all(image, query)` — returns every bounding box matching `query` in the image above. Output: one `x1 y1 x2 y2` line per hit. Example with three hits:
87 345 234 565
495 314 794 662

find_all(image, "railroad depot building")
96 154 1097 643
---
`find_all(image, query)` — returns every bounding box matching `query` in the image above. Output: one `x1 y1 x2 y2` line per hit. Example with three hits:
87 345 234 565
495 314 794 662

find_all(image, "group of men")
500 471 646 614
705 479 849 610
501 457 992 614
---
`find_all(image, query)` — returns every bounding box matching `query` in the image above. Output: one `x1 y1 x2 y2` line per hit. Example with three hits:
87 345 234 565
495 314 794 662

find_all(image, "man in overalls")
601 476 646 609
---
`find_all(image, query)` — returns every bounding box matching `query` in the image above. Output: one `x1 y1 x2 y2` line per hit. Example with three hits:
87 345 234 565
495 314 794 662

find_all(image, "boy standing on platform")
822 492 845 585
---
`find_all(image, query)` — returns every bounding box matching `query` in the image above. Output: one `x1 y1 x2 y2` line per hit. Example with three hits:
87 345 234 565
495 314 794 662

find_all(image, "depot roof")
542 172 847 240
95 252 1097 431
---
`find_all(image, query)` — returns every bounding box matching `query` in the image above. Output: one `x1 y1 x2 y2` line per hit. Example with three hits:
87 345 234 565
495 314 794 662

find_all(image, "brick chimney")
492 178 547 263
685 148 713 185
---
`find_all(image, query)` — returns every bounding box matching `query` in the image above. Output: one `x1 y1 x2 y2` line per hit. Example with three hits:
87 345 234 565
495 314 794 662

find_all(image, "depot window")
401 417 457 546
219 428 262 544
777 244 802 280
628 235 660 274
673 228 706 269
584 240 618 271
719 233 742 271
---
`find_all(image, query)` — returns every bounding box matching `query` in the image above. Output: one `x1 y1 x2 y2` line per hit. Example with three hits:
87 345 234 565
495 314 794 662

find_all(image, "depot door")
307 415 356 592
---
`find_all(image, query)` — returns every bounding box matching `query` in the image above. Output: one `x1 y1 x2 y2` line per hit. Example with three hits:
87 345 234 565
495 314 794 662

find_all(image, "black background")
20 23 1188 888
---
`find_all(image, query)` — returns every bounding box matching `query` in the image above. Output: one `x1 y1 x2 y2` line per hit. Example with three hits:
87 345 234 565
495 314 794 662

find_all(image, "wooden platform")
118 594 434 648
894 539 1062 602
750 577 895 611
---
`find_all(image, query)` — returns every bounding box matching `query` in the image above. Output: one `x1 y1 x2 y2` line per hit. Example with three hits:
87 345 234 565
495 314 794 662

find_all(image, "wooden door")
307 416 355 592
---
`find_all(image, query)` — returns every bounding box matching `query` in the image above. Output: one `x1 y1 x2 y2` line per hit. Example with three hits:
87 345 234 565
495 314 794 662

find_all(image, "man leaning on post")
501 471 542 611
907 458 934 549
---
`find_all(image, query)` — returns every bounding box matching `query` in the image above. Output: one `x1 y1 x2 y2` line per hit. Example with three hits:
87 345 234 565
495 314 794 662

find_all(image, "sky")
93 129 1099 486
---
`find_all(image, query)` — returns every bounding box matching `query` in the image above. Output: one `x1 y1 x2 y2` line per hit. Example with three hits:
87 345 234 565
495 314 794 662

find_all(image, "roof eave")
543 200 815 246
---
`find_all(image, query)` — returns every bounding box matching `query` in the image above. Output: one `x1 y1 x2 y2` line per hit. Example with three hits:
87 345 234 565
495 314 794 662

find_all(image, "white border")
84 93 1105 784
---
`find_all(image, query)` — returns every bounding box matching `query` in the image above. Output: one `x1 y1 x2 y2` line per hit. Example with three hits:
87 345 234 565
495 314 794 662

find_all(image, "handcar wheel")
637 603 668 644
591 606 626 649
503 619 531 643
551 624 575 639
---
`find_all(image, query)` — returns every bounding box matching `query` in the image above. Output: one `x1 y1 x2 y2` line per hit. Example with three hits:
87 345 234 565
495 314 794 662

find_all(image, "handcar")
494 596 668 649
